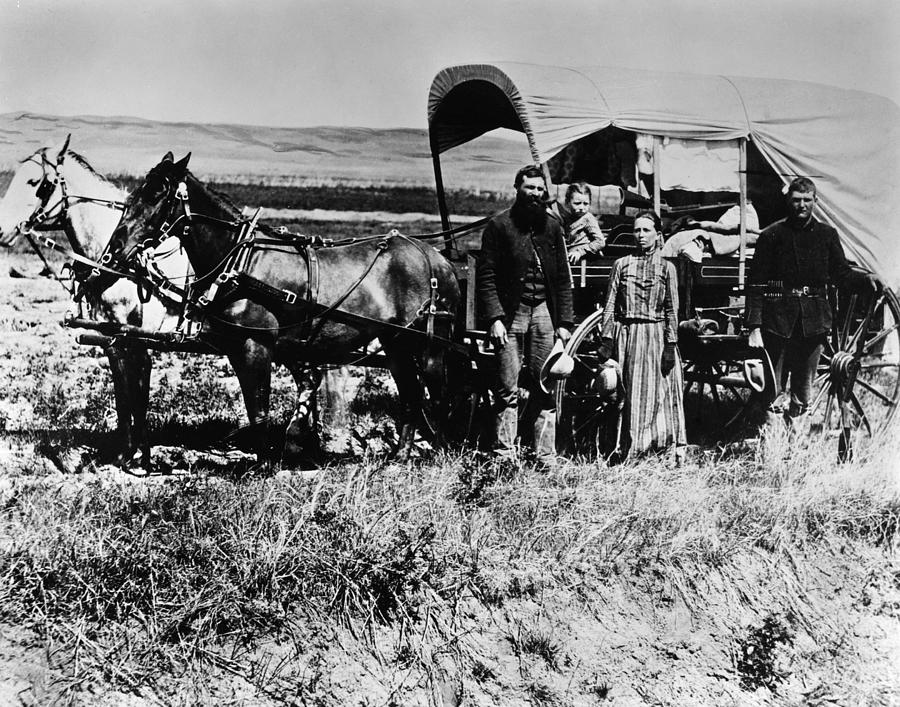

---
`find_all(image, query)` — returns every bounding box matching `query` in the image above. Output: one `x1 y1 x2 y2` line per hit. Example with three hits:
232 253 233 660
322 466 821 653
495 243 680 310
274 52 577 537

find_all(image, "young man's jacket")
476 202 574 329
747 216 868 338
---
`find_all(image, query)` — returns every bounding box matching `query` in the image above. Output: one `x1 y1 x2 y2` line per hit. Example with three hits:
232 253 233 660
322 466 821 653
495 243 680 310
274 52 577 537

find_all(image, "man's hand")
661 343 677 375
555 327 572 344
868 274 882 297
748 327 764 349
489 319 508 348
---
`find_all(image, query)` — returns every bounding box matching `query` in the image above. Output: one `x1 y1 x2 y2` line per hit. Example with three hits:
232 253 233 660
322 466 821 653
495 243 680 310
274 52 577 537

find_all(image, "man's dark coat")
747 216 867 338
476 203 574 329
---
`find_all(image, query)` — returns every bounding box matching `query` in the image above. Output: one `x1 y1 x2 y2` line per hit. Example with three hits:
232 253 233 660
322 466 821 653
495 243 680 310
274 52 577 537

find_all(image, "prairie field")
0 212 898 706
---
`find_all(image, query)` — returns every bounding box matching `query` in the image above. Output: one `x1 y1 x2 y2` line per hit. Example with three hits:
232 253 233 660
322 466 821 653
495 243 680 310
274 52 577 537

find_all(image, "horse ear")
57 133 71 160
163 151 175 163
174 152 191 175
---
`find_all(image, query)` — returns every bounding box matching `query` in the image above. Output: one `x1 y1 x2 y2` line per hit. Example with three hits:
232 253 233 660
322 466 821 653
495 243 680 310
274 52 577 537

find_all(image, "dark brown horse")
105 152 459 468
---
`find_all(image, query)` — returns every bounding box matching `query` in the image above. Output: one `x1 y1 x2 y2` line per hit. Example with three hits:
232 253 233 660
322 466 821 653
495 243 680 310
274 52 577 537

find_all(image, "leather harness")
123 180 457 351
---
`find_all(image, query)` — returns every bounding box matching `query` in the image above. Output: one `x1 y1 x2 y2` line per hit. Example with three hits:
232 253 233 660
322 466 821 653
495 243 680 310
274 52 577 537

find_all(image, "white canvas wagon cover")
428 63 900 289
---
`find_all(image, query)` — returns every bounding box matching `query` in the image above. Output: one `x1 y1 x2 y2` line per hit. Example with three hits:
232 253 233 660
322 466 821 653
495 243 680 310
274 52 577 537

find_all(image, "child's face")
567 192 590 216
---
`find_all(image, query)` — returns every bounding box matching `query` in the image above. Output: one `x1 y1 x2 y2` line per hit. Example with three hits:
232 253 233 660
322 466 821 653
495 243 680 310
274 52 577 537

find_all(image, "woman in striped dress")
599 211 686 458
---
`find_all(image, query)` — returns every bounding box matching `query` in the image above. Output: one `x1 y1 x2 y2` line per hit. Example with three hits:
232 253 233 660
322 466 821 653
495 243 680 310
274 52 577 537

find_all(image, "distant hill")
0 112 528 192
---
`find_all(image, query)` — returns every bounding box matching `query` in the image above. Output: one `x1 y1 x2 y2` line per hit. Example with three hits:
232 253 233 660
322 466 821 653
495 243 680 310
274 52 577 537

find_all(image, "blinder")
35 176 57 205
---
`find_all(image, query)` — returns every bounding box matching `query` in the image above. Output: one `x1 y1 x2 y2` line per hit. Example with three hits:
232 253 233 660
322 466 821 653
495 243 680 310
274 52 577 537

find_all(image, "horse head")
0 134 71 245
107 151 192 275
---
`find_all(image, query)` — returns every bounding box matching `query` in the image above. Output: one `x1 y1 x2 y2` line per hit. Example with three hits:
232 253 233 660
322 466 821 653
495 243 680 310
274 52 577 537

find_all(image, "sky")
1 0 899 130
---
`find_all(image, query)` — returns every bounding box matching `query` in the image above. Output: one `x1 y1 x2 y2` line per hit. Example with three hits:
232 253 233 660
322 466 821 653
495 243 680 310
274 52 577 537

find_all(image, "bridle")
100 174 245 306
17 150 70 235
108 176 204 274
16 148 125 237
12 147 147 299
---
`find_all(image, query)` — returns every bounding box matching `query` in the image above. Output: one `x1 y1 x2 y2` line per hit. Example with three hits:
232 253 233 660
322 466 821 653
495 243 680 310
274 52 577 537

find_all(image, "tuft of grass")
735 612 796 691
525 680 564 707
508 624 563 672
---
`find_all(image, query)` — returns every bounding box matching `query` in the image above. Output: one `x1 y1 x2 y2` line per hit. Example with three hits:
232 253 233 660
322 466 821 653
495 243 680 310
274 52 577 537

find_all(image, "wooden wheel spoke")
849 392 873 436
862 322 900 355
822 392 835 430
573 356 598 374
846 302 876 353
566 393 607 405
572 409 607 437
854 377 896 406
837 293 858 348
720 384 749 402
808 382 830 418
860 361 900 370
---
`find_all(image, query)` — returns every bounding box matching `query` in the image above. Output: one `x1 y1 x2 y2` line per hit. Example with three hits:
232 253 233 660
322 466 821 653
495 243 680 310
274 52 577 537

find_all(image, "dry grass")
0 425 897 703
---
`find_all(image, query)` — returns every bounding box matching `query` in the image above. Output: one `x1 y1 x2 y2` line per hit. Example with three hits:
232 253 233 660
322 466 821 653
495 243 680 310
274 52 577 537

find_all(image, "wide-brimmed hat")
540 339 575 394
743 349 775 394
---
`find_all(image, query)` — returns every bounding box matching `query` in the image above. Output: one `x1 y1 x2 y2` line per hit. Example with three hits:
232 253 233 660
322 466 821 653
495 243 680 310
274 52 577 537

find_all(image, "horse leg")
283 363 323 467
105 344 137 466
127 347 153 470
227 338 274 472
382 337 427 460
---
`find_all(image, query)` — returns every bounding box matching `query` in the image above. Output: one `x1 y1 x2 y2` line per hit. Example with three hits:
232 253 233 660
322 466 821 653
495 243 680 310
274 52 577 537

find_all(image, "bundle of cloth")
660 203 760 263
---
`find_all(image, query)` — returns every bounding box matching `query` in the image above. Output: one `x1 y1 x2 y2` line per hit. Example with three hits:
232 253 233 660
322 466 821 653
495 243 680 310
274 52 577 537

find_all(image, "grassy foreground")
0 228 897 704
0 425 898 705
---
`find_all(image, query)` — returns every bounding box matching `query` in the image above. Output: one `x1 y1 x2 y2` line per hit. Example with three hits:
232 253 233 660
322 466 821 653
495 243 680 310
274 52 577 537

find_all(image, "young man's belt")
781 285 827 297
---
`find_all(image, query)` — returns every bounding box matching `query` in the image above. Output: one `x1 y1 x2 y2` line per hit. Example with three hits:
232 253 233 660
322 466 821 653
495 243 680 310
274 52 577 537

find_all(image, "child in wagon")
550 182 607 264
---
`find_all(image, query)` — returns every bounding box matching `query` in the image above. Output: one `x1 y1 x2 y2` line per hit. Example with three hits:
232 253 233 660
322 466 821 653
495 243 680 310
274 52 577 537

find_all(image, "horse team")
0 138 461 472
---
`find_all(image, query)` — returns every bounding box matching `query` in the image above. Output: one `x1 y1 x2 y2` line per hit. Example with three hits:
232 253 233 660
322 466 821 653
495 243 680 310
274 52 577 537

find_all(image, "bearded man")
477 165 574 470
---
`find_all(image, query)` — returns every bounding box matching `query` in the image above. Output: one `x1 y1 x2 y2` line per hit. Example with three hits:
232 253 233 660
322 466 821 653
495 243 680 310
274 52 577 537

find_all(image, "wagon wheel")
443 345 493 449
555 310 621 459
681 335 757 440
807 281 900 457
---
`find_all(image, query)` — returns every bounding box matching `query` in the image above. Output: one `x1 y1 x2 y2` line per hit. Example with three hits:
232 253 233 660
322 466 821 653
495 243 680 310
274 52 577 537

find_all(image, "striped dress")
600 250 686 455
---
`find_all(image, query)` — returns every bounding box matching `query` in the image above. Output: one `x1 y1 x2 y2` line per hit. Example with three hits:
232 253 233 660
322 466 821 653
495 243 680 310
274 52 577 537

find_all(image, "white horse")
0 135 192 468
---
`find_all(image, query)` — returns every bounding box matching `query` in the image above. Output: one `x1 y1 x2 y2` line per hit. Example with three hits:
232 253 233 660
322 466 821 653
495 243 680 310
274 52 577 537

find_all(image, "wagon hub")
830 350 860 387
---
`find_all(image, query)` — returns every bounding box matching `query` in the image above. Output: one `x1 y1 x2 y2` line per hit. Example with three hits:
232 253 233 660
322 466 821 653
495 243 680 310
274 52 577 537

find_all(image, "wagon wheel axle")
829 350 860 389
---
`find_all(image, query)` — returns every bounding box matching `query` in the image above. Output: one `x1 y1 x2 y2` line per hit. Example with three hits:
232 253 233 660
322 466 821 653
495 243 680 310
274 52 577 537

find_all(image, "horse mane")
18 146 122 192
201 176 243 216
67 150 101 177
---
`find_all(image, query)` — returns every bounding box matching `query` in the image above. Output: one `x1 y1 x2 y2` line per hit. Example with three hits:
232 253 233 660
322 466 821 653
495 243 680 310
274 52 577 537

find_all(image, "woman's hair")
565 182 592 204
633 209 662 233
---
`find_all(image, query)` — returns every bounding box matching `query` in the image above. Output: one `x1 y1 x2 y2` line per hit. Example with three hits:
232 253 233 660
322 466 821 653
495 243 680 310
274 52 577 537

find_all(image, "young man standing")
747 177 877 422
